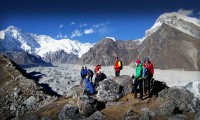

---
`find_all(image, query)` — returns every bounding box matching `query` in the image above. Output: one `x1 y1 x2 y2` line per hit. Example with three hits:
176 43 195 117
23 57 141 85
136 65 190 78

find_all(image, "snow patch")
105 37 116 41
0 31 5 39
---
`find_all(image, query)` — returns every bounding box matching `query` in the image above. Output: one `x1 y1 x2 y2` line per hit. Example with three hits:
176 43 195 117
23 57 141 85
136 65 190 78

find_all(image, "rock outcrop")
0 55 57 120
113 75 133 95
96 78 120 102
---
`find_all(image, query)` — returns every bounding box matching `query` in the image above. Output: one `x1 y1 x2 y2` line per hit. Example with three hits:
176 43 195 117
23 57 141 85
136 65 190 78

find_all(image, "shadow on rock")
27 71 61 97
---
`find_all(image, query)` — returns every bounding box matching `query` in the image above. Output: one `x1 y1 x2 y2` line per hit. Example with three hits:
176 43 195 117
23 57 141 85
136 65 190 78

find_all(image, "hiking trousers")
134 79 143 99
115 71 120 77
144 74 153 95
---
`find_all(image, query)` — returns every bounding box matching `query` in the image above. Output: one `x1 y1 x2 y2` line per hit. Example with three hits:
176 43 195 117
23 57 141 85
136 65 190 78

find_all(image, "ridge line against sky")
1 0 200 43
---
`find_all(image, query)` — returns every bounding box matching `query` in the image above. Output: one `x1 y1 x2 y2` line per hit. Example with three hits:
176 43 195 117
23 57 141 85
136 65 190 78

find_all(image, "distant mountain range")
0 12 200 70
0 26 93 64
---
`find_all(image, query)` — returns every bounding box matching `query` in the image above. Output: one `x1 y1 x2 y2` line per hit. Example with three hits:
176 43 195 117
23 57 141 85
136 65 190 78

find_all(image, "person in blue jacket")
84 75 96 95
80 66 85 85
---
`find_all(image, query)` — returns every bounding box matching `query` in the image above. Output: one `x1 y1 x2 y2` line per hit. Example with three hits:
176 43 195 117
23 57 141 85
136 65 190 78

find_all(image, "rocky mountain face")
0 54 57 119
42 50 79 64
79 38 139 66
145 12 200 39
3 51 53 68
80 13 200 70
138 23 200 70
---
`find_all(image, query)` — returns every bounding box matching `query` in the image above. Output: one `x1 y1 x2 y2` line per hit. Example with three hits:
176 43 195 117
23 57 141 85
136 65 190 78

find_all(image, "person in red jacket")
94 64 101 75
143 58 154 97
114 57 121 77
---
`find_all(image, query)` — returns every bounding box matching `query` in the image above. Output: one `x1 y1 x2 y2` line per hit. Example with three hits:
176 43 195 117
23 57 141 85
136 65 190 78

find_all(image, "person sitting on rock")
84 75 96 95
94 71 107 89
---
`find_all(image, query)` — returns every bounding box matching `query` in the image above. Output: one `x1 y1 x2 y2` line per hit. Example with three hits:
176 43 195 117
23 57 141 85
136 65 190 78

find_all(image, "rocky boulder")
158 87 200 116
59 104 84 120
77 95 96 116
66 85 84 98
87 111 105 120
184 82 200 100
96 78 120 102
195 111 200 120
123 109 140 120
113 75 133 95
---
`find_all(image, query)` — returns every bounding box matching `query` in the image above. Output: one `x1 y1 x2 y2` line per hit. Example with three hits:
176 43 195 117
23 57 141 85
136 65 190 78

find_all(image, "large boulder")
123 109 140 120
113 75 133 95
59 104 83 120
158 87 200 116
77 95 96 116
66 85 84 98
195 111 200 120
96 78 120 102
87 111 105 120
184 82 200 100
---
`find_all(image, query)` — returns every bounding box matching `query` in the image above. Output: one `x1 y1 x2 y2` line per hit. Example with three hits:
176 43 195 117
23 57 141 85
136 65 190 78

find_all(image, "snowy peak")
0 26 94 58
32 35 93 58
145 12 200 39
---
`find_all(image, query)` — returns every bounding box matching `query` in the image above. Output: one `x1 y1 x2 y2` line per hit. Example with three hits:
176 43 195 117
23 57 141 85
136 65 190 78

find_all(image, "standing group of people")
133 58 154 100
80 57 154 101
80 66 94 85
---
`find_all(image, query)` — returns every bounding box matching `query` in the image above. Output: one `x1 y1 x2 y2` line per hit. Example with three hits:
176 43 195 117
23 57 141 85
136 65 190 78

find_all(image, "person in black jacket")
87 69 94 82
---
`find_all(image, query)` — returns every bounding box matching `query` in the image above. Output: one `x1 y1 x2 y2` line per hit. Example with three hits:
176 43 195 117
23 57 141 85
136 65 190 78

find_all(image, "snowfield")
25 64 200 97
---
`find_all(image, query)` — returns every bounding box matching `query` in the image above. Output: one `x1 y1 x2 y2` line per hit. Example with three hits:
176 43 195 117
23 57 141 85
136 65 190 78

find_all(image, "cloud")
59 24 64 28
84 28 94 34
70 22 75 25
80 23 88 27
71 29 82 38
177 8 193 16
198 11 200 19
56 32 67 39
92 21 111 34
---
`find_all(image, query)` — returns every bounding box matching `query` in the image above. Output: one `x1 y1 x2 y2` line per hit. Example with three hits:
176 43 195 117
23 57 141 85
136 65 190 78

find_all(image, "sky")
1 0 200 43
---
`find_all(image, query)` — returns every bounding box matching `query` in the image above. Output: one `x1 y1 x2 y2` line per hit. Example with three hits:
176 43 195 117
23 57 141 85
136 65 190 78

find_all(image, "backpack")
119 60 123 70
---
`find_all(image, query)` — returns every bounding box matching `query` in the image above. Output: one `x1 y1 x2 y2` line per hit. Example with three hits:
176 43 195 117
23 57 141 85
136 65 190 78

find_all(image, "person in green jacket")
134 59 143 100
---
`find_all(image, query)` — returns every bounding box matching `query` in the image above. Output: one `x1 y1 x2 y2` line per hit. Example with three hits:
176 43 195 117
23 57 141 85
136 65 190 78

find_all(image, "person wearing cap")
134 59 143 100
114 57 121 77
143 58 154 97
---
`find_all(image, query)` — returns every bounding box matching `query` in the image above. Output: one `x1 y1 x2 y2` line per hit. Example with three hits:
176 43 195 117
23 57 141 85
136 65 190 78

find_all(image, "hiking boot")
139 98 143 101
134 94 137 98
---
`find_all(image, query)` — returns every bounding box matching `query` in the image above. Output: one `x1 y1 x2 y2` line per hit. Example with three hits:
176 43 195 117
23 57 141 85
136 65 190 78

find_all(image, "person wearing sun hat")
134 59 143 100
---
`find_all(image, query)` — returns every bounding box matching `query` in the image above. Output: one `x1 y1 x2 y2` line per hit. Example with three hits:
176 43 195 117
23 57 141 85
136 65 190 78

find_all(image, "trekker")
143 58 154 97
94 71 107 89
80 66 85 85
83 75 96 95
114 57 122 77
134 59 143 100
87 69 94 82
94 64 101 75
83 66 88 78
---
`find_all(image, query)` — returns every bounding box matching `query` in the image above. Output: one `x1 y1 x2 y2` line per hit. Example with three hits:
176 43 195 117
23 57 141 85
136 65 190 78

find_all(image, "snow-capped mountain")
0 26 94 60
31 34 93 58
145 12 200 39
